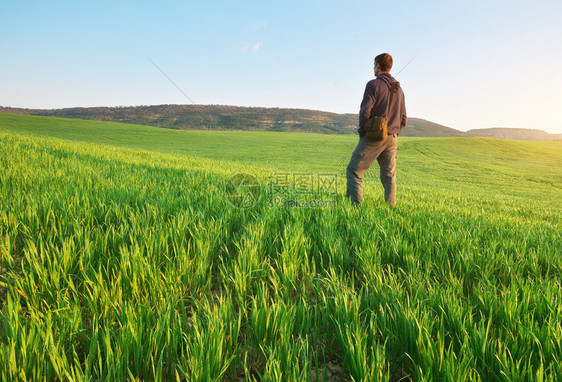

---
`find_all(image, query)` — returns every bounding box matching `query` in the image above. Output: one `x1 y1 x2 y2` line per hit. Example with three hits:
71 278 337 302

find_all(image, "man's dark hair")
375 53 393 72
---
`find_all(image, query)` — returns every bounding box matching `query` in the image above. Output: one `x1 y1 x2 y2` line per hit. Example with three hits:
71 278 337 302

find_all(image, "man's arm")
400 92 407 129
359 81 376 128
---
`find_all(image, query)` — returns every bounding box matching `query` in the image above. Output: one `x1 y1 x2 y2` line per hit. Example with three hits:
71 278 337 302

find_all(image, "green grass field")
1 113 561 381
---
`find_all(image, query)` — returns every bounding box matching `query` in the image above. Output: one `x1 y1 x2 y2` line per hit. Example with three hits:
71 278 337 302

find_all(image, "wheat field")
1 114 561 381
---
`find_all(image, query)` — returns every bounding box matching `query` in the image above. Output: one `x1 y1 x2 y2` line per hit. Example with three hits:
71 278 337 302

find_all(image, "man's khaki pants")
346 134 397 206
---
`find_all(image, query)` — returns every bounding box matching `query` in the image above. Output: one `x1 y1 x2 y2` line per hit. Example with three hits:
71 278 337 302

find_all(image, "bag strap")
384 80 399 120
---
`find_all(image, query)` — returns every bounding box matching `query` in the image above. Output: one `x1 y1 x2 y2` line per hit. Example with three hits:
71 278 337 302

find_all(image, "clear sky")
2 0 562 134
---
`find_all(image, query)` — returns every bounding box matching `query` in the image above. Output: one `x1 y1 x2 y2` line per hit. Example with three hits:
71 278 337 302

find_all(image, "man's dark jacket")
358 73 407 136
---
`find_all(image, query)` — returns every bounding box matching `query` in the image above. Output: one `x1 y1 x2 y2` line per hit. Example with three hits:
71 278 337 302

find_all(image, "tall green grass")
1 114 561 381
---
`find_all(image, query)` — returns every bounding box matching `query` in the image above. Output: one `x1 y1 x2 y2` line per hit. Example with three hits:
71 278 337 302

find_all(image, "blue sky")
2 0 562 133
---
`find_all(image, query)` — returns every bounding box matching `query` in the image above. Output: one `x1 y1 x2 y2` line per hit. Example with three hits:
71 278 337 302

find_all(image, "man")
346 53 407 207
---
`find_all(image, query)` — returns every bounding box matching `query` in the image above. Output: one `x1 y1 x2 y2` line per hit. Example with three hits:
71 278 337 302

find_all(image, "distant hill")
2 104 560 140
468 128 562 141
1 104 463 137
0 105 357 135
401 118 465 137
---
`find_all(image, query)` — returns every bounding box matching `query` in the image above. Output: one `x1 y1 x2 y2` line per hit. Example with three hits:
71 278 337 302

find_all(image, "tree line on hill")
1 104 560 140
0 105 357 134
